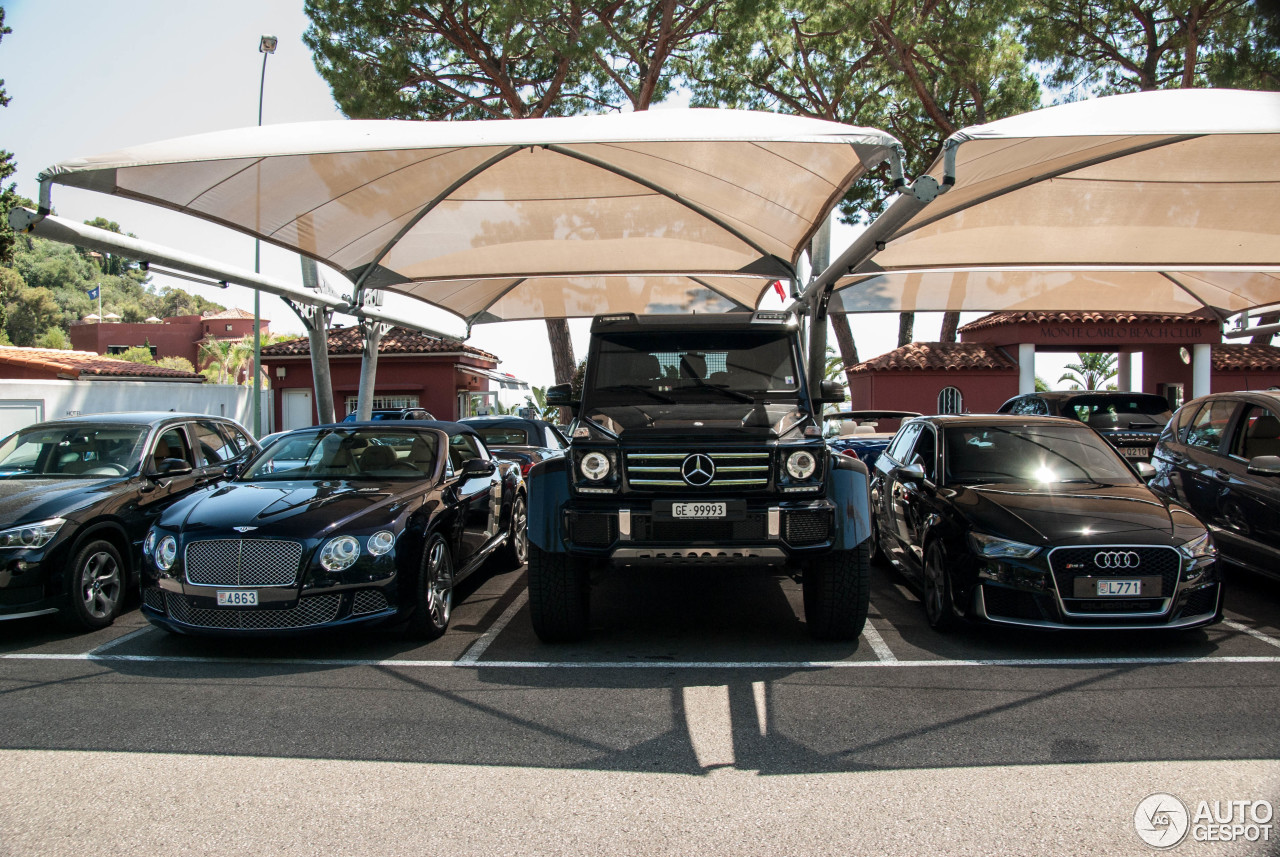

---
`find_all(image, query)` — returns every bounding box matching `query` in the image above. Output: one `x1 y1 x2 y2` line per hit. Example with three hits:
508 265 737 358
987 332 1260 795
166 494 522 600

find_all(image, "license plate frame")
216 590 259 607
671 502 727 520
1072 576 1163 597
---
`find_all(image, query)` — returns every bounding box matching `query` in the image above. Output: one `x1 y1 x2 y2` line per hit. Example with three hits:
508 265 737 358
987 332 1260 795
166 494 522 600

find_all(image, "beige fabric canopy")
40 110 899 325
829 89 1280 317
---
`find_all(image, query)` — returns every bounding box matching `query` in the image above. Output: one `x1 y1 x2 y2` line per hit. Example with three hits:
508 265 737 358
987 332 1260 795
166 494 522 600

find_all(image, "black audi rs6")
140 422 527 638
871 415 1221 631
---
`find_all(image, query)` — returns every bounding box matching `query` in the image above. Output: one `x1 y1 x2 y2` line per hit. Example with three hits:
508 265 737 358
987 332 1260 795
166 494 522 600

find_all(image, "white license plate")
216 590 258 607
672 502 727 519
1120 447 1150 458
1097 579 1142 597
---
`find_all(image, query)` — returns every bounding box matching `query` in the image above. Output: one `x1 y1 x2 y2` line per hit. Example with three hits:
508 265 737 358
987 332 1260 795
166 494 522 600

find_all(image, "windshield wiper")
595 384 675 404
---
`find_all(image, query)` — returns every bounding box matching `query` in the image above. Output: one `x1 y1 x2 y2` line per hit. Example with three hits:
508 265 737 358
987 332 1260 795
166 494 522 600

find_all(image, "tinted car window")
218 423 253 456
886 422 922 463
1231 405 1280 459
544 427 566 449
910 426 937 480
1185 400 1236 451
0 424 148 476
243 428 438 479
194 421 234 463
1062 394 1172 429
944 424 1138 485
152 428 194 470
448 433 486 469
474 426 531 446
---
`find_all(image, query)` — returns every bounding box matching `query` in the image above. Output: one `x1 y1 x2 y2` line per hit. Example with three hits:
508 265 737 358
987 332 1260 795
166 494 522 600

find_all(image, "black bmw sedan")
0 412 257 630
139 422 526 638
872 415 1221 631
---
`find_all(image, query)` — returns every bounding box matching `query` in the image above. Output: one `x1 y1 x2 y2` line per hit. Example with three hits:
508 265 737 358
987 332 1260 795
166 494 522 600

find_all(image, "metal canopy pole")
356 312 392 422
292 257 336 425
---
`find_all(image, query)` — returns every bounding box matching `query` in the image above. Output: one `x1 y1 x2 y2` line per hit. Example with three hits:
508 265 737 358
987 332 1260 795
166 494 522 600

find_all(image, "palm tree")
1058 352 1118 391
524 386 559 421
197 336 234 384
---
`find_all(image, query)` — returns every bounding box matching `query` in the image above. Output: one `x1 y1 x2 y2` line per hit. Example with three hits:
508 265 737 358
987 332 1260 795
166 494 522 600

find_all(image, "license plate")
1120 447 1150 459
672 502 726 519
216 590 258 607
1096 579 1142 596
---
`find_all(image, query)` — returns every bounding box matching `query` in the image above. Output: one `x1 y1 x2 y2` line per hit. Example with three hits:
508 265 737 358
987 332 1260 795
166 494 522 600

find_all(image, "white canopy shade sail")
40 110 899 325
829 89 1280 317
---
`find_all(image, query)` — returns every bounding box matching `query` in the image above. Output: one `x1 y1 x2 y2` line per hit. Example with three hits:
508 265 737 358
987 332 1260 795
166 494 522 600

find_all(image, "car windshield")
241 428 438 480
588 330 802 404
473 426 531 446
945 424 1139 486
1061 395 1172 429
0 424 148 477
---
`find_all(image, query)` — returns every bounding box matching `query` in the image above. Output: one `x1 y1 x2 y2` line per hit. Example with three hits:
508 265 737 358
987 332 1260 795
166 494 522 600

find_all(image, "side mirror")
1134 461 1156 480
1247 455 1280 477
896 462 927 482
545 383 578 408
818 380 846 404
222 461 242 480
153 458 193 478
461 458 497 478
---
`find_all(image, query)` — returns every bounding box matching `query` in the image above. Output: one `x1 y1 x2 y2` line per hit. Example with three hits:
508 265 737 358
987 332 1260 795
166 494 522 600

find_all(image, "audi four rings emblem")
681 454 716 486
1095 550 1141 569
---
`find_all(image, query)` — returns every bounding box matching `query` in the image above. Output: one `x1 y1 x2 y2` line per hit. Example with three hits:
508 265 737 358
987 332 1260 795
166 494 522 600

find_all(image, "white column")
1193 343 1212 399
1018 343 1036 394
1117 351 1131 392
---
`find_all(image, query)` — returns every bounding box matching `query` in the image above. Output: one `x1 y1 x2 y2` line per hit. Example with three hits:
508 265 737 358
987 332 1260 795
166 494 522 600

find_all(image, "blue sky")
3 1 1062 390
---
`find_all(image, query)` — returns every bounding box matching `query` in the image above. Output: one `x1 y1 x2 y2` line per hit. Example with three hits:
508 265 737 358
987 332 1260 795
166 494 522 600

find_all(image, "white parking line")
1223 619 1280 651
456 590 529 665
88 626 153 654
860 620 897 663
752 681 768 736
682 685 735 769
6 652 1279 668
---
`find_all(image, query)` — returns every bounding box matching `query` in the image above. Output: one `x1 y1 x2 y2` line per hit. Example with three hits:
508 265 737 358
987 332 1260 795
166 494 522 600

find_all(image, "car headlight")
155 535 178 571
367 530 396 556
0 518 65 550
580 451 611 482
969 532 1041 559
320 535 361 571
1178 531 1216 561
143 529 156 557
786 450 818 480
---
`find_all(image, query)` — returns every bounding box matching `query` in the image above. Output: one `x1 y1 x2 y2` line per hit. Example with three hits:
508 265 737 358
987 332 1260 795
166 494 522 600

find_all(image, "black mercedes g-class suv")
525 311 873 642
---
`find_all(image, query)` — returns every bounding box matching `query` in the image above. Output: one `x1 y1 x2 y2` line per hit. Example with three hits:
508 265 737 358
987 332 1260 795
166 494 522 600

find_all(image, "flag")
771 280 786 301
87 286 100 300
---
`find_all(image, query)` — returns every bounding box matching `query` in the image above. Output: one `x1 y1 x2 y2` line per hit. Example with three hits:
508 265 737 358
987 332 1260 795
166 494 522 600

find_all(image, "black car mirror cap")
461 458 497 477
817 380 847 404
152 458 193 479
1134 461 1157 480
1246 455 1280 477
545 383 579 409
897 462 927 482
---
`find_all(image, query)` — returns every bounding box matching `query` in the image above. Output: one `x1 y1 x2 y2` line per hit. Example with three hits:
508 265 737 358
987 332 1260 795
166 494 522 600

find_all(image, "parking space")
4 558 1279 669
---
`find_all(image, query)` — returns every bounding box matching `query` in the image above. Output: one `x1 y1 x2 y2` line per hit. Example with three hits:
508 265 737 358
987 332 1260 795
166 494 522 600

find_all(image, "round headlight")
786 450 818 480
580 451 611 482
143 530 156 557
320 535 361 572
367 530 396 556
156 536 178 571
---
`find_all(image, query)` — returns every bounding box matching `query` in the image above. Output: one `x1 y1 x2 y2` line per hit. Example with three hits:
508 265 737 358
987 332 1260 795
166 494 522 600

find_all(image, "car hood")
0 477 128 524
163 480 414 539
583 403 809 439
950 482 1181 545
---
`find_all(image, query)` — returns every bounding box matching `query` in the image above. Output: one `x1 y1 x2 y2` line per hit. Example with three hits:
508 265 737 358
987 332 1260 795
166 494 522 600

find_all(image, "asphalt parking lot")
2 557 1279 856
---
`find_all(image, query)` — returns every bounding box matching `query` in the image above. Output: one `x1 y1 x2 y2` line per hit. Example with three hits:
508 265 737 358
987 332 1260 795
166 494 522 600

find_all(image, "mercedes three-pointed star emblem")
681 453 716 487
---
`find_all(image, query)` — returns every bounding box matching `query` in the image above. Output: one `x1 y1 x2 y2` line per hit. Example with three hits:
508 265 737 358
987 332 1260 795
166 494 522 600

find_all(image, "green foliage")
1058 352 1119 390
156 356 196 373
524 385 562 420
34 327 71 350
1035 375 1049 392
115 345 157 365
0 9 28 266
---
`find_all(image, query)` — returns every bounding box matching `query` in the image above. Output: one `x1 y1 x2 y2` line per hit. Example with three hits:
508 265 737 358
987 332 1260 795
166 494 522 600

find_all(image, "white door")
282 389 314 430
0 400 44 438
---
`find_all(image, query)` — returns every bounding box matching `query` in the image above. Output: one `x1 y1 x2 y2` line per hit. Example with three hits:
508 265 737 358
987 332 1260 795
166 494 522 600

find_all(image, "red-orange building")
260 325 501 429
847 312 1280 415
69 309 268 367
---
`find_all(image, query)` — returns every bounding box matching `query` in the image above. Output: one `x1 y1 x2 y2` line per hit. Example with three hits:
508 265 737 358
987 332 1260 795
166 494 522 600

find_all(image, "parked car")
872 414 1220 631
460 415 569 477
341 407 436 422
998 391 1173 462
139 421 526 637
0 412 257 630
824 410 921 469
1148 390 1280 579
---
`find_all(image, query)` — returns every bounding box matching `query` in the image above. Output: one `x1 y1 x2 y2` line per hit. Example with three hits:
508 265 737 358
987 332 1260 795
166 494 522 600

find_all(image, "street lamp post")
252 34 277 437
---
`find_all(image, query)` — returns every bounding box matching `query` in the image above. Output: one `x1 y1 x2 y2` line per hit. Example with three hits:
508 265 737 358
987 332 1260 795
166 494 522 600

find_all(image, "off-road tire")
802 542 871 641
528 542 589 642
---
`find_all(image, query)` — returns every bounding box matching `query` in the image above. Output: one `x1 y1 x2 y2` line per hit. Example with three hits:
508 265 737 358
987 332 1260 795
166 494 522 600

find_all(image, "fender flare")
829 455 872 550
526 457 571 553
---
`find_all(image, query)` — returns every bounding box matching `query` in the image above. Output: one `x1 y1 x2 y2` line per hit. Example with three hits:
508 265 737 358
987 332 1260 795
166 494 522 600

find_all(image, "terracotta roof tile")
849 342 1017 374
0 347 204 380
261 325 498 361
202 308 258 320
1213 343 1280 372
958 311 1219 334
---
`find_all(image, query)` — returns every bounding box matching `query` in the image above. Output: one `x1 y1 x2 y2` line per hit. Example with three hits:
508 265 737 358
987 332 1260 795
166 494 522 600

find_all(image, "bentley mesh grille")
185 539 302 587
351 590 390 615
164 593 341 630
142 586 165 613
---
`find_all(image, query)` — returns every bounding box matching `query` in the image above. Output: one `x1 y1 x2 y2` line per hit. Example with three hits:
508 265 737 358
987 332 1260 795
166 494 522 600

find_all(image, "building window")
344 394 419 414
225 324 234 332
937 386 964 414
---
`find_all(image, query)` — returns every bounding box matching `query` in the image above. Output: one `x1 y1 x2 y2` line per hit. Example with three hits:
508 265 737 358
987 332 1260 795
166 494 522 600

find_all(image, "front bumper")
559 498 836 567
141 583 401 636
